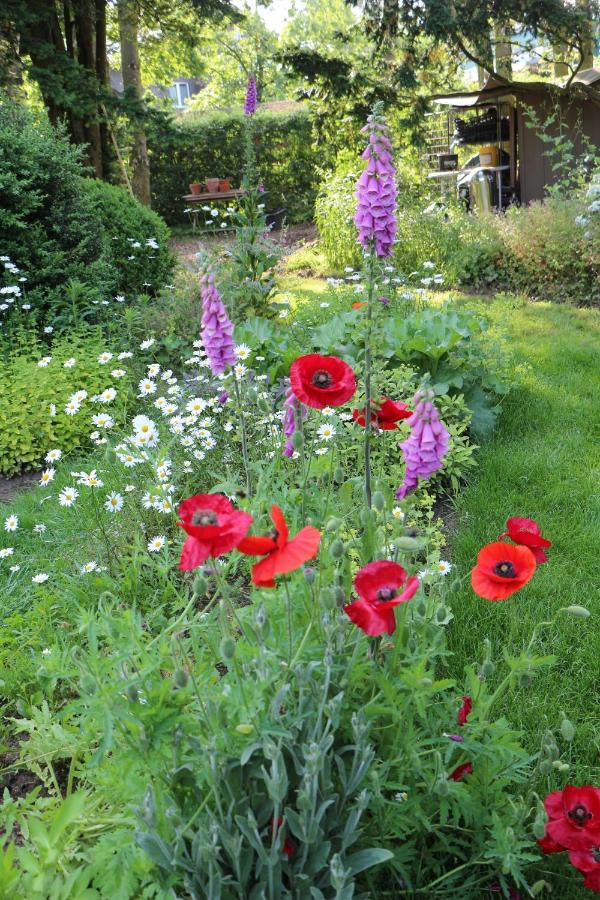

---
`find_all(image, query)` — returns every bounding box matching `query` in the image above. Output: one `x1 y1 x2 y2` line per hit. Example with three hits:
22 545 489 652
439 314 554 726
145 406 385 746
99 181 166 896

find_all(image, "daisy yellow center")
192 510 218 526
494 561 516 578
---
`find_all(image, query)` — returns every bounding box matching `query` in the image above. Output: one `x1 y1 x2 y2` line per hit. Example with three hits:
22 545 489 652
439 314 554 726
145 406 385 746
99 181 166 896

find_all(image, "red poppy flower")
237 504 320 588
352 301 367 309
499 516 552 564
270 817 295 858
458 695 472 726
544 786 600 851
177 493 252 571
352 397 412 430
537 833 564 854
569 844 600 874
449 762 473 782
471 541 537 601
290 354 356 409
343 560 419 637
584 870 600 893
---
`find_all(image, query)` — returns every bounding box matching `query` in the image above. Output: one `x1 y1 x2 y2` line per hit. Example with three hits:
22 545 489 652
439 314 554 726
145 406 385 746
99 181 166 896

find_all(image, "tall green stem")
363 246 377 509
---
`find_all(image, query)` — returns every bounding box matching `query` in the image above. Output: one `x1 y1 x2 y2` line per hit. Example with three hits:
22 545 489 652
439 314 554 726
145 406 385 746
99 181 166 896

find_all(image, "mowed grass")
446 297 600 785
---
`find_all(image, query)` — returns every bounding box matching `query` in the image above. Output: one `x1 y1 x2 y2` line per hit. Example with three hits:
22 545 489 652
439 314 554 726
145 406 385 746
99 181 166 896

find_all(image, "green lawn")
446 297 600 787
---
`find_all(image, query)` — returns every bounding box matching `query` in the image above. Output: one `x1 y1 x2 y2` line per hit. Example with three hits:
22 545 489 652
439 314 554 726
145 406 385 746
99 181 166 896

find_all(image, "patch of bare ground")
169 221 316 270
0 471 40 505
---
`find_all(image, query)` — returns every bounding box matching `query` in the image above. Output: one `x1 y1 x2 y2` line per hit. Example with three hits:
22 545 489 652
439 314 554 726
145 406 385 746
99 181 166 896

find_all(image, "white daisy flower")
104 492 124 512
392 507 405 521
111 368 126 378
32 573 49 584
63 358 76 368
9 564 20 573
235 344 251 360
315 447 329 456
4 514 18 532
39 468 55 487
140 338 155 350
42 648 52 656
98 352 113 364
37 357 52 368
98 388 117 404
138 379 156 397
124 484 135 492
317 424 336 441
81 471 103 488
71 390 88 403
92 413 114 429
45 449 62 463
80 561 99 573
147 535 166 553
118 351 133 360
437 560 453 576
147 363 160 377
59 486 79 507
0 547 14 558
64 399 81 416
33 523 46 533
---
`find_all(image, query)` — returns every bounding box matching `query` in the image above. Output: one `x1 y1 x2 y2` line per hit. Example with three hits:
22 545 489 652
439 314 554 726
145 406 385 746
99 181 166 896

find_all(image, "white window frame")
174 82 190 109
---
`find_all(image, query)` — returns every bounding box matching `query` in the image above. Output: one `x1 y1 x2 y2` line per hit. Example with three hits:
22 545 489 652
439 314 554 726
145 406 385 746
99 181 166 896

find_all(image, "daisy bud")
329 539 345 559
193 573 208 597
220 637 236 660
560 717 575 742
372 491 385 511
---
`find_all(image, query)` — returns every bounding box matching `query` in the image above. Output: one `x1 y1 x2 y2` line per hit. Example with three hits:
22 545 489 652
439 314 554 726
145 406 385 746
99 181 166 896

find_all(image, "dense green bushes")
0 99 173 323
315 160 600 303
148 107 321 224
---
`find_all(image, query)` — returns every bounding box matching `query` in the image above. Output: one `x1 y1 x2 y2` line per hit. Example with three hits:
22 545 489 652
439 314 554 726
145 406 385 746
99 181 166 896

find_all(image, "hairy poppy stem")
363 246 376 509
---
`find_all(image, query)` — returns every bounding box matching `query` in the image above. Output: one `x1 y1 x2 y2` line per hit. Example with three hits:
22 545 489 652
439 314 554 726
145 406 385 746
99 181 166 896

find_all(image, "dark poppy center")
376 586 396 602
269 529 279 541
493 561 516 578
592 847 600 862
192 509 218 526
312 369 333 389
568 804 592 827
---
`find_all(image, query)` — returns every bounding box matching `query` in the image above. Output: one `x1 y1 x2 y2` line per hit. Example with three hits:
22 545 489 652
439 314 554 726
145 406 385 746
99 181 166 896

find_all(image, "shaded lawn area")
446 297 600 787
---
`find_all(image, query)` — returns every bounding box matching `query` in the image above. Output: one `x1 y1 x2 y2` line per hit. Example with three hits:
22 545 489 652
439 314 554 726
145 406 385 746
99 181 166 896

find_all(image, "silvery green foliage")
135 609 390 899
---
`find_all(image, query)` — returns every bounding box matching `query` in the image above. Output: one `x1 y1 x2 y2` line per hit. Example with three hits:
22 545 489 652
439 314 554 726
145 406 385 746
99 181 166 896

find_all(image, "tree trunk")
118 0 151 206
553 43 569 79
73 0 103 177
578 1 595 69
94 0 111 176
494 20 512 79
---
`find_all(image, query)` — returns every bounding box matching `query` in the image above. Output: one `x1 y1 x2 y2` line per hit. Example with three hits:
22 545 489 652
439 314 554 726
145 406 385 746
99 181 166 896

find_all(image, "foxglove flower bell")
200 271 236 376
395 389 449 499
354 113 397 257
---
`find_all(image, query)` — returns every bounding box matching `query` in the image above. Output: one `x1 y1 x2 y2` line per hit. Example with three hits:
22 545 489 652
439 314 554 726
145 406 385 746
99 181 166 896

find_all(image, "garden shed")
427 69 600 206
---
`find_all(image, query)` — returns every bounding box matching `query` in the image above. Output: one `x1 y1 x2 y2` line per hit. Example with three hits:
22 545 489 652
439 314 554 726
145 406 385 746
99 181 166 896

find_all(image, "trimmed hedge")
148 108 321 225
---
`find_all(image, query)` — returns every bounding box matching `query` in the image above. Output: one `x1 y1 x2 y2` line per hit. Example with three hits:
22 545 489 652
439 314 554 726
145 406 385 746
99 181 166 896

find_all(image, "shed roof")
432 72 600 109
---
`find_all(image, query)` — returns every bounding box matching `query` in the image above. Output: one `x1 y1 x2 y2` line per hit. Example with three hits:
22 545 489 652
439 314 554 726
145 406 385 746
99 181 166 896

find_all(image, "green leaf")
345 847 394 875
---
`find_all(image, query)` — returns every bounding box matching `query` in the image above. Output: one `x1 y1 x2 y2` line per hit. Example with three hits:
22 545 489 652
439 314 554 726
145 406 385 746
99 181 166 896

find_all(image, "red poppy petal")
547 820 600 852
271 504 289 547
564 786 600 821
537 833 564 854
354 560 407 604
584 870 600 891
178 493 232 521
471 566 528 600
237 535 277 555
179 536 210 570
544 790 566 819
449 762 473 781
210 512 253 557
569 848 600 873
506 516 541 536
343 598 395 636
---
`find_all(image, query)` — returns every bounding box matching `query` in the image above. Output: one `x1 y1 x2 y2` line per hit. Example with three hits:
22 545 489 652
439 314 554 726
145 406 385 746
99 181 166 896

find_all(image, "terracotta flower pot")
189 182 202 195
218 179 231 192
206 178 220 193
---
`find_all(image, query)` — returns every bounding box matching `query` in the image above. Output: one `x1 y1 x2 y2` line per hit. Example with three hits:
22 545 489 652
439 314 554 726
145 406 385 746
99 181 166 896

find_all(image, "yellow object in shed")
479 145 499 166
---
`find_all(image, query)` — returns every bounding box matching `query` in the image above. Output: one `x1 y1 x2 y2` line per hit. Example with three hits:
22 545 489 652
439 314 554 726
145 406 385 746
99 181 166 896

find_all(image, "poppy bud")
303 566 316 583
532 881 549 897
395 536 420 552
539 759 553 775
560 717 575 742
435 777 449 797
334 585 345 605
193 573 208 597
333 467 345 484
480 659 495 677
220 637 236 660
291 431 304 449
372 491 386 511
533 812 547 839
126 684 139 703
329 539 345 559
257 395 271 413
562 605 591 618
174 669 189 689
326 517 342 532
319 588 335 609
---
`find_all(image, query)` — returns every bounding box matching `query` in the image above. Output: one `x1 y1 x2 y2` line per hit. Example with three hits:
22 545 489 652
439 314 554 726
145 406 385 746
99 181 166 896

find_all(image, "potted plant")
218 178 231 192
206 177 220 192
189 181 202 195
